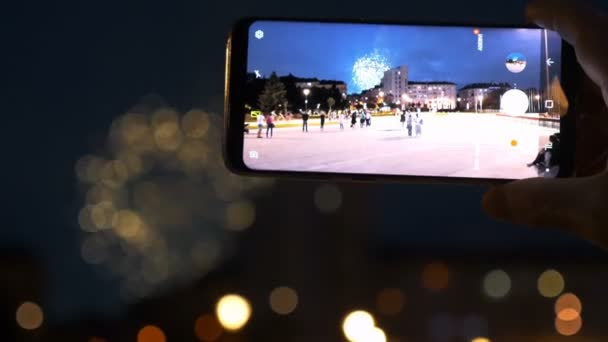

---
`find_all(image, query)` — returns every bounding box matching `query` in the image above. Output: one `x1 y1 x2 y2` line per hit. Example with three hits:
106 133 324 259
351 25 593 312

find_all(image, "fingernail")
482 186 510 220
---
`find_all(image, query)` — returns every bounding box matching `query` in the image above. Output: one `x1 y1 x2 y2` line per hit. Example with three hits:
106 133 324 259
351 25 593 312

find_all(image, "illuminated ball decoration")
352 52 391 92
555 315 582 336
137 325 166 342
501 89 529 115
194 314 223 341
376 288 404 316
421 262 450 292
15 302 44 330
342 310 375 342
216 294 252 331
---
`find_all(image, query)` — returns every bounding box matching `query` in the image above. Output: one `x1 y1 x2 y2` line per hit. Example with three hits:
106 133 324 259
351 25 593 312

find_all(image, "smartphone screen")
240 20 564 180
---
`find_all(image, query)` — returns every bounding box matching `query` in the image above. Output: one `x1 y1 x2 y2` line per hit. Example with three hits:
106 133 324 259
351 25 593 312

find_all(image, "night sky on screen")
247 22 546 93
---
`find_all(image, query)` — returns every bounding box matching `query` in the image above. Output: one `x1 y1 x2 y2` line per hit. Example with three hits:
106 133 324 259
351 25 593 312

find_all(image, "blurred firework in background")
74 96 273 301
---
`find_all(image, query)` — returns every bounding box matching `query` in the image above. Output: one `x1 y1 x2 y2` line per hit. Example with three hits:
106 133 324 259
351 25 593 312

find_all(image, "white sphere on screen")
501 89 529 115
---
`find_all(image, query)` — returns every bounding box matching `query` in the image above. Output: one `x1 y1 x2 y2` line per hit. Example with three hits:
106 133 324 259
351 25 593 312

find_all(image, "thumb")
482 174 606 243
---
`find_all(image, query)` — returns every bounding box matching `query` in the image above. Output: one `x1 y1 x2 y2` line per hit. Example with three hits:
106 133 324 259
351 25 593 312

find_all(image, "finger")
527 0 608 104
482 174 606 244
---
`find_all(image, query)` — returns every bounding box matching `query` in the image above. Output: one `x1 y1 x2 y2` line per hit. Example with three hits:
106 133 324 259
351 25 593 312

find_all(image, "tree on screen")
258 72 287 113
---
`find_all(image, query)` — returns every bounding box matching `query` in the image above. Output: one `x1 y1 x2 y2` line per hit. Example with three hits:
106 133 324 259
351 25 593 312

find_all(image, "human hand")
482 0 608 249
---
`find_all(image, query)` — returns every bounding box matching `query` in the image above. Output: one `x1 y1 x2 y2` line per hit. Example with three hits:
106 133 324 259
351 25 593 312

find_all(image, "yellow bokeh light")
269 287 299 315
342 310 375 342
137 325 166 342
177 139 209 172
112 210 144 239
482 269 511 299
99 160 130 189
357 326 387 342
215 294 252 331
116 150 144 176
225 201 256 231
90 201 116 230
472 338 491 342
376 288 404 316
154 122 183 151
421 262 449 292
555 315 582 336
538 269 565 298
16 301 44 330
555 293 582 317
182 109 211 139
85 184 115 206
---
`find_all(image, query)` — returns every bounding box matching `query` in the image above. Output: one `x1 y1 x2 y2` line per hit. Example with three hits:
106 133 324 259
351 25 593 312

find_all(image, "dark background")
4 0 608 341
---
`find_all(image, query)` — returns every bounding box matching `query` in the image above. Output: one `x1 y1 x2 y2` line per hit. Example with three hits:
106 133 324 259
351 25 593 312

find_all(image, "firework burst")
352 52 391 92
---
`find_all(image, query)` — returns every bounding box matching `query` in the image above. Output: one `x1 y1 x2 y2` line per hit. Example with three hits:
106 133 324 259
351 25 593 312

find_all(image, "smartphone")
224 18 577 184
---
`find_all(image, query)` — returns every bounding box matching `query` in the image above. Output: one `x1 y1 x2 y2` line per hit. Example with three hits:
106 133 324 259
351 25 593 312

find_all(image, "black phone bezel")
224 17 578 185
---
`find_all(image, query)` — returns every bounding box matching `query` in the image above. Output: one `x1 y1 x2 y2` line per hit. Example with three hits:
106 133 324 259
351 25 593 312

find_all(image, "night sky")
247 22 557 93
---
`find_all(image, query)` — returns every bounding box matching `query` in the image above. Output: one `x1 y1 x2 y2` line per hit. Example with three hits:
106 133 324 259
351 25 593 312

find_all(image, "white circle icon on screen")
501 89 529 115
254 30 264 40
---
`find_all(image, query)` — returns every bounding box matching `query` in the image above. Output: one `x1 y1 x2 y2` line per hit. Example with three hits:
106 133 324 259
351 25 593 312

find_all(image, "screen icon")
547 58 555 67
254 30 264 40
249 151 259 159
545 100 554 109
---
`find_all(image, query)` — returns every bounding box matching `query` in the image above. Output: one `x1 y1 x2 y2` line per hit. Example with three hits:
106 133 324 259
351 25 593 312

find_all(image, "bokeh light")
555 315 583 336
421 262 450 292
216 294 252 331
269 286 299 315
555 293 582 318
376 288 404 316
342 310 375 342
194 314 223 341
225 200 256 231
538 269 565 298
359 326 387 342
89 337 107 342
482 269 511 299
137 325 166 342
428 313 454 341
313 184 342 214
471 338 490 342
76 102 273 302
15 301 44 330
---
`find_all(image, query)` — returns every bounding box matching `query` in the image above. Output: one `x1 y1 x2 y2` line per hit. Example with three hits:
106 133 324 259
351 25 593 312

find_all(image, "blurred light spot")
428 313 454 341
471 338 490 342
89 337 107 342
342 310 375 342
194 314 223 341
482 270 511 299
90 201 116 230
510 139 517 147
78 206 97 232
359 326 387 342
314 184 342 213
99 160 130 189
16 302 43 330
558 308 580 321
182 109 211 138
137 325 166 342
555 293 582 317
216 294 251 331
225 201 255 231
191 240 221 271
81 235 108 264
538 269 565 298
112 210 143 239
177 140 209 172
117 150 144 176
376 288 404 316
269 286 298 315
76 155 106 183
152 108 182 151
555 315 582 336
421 262 449 292
462 315 488 340
85 184 115 205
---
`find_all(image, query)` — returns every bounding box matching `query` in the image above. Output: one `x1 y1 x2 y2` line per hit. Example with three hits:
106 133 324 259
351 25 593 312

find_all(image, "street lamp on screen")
303 89 310 111
477 95 484 112
535 94 541 112
379 91 385 98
